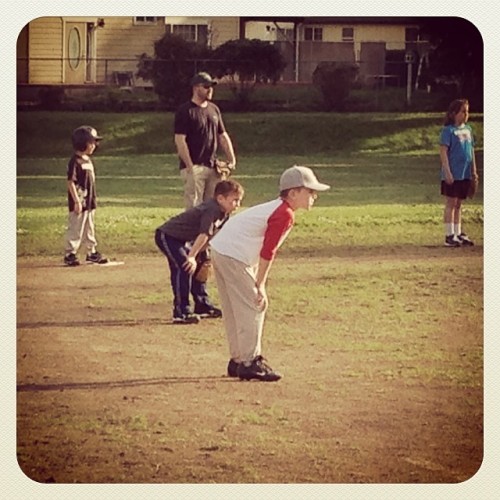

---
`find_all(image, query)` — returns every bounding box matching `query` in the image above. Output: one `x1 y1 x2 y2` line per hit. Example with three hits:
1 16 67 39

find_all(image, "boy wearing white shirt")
210 166 330 381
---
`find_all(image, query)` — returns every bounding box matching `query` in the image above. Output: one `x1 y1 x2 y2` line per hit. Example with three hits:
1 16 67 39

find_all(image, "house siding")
319 24 408 48
18 16 418 86
209 17 240 47
95 17 166 84
28 17 63 84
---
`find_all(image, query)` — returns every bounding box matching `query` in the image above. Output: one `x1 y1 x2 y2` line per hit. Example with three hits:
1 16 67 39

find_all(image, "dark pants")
155 229 211 316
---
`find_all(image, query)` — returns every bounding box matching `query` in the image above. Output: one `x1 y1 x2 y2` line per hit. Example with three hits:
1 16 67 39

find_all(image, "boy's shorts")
441 179 471 199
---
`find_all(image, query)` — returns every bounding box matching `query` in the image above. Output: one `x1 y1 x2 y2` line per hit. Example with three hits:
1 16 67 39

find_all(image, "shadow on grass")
17 376 237 393
17 318 200 329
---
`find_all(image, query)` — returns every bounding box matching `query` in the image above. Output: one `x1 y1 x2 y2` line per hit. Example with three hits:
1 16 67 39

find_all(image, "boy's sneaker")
457 233 474 246
64 253 80 266
194 305 222 319
237 355 282 382
444 235 461 247
227 359 240 378
86 252 109 264
173 313 200 325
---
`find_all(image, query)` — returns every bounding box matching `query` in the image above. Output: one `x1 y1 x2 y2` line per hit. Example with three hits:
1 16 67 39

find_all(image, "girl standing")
439 98 479 247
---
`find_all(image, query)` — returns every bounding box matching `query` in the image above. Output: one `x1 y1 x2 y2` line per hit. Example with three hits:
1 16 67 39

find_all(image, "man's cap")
279 166 331 192
190 72 218 86
73 125 102 141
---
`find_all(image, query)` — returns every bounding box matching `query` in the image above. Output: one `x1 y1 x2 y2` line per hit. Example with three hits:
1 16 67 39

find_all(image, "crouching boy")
155 180 244 324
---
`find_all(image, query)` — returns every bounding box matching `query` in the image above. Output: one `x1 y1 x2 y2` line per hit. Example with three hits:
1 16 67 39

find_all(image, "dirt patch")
16 253 483 483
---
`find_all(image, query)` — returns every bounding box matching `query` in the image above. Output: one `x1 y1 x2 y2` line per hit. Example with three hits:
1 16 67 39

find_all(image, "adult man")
174 72 237 208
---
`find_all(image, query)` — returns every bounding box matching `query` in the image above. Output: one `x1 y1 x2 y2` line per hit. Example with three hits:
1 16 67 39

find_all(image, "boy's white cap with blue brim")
279 165 330 191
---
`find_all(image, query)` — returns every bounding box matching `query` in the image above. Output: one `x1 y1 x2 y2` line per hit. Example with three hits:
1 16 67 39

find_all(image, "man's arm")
174 134 194 170
218 132 237 168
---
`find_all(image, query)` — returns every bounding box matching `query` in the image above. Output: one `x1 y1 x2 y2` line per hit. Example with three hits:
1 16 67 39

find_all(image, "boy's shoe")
86 252 109 264
194 305 222 319
457 233 474 246
237 355 282 382
64 253 80 266
173 313 200 325
444 235 461 247
227 359 240 378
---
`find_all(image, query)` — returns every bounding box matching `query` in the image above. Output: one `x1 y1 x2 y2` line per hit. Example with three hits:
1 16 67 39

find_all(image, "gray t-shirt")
157 199 227 242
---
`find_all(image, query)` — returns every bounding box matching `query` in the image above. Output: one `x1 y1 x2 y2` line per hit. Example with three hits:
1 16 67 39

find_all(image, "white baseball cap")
279 166 331 192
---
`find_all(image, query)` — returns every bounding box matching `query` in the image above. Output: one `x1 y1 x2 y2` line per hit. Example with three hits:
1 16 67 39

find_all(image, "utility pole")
405 51 415 107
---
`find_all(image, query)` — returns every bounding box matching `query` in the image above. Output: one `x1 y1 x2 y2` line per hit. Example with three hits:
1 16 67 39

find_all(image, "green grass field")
17 111 483 256
16 111 484 483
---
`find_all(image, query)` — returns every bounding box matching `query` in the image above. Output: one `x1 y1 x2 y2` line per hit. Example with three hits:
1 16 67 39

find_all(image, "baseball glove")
468 175 479 199
215 159 234 180
194 258 212 283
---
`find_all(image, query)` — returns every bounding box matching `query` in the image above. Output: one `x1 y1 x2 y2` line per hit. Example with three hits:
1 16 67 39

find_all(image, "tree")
419 18 483 109
212 39 287 108
312 62 359 111
136 33 212 107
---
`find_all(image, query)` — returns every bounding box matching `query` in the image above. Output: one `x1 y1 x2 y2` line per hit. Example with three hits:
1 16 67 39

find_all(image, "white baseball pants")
211 249 268 364
65 209 97 255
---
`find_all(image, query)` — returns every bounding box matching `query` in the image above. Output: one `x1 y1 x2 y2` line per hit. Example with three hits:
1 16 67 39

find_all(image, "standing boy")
64 125 108 266
155 180 244 324
210 166 330 381
174 72 237 208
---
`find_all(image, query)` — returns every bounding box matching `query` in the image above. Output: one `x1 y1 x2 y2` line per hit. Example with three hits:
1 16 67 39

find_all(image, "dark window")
170 24 208 44
304 27 323 41
342 27 354 41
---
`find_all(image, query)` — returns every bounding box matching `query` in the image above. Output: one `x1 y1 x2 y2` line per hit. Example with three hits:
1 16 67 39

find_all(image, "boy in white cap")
210 166 330 381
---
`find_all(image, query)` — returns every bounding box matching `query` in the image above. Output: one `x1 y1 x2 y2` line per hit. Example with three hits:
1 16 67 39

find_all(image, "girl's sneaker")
444 235 461 247
457 233 474 246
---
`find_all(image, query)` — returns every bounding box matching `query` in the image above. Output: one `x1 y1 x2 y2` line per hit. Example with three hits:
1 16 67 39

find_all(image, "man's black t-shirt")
174 100 226 170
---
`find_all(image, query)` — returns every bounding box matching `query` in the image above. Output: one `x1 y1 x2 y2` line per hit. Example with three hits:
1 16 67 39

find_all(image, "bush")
136 33 211 107
213 39 287 109
312 62 359 111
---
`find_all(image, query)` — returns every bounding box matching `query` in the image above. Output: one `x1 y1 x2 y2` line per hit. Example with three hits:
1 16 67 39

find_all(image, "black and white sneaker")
444 235 461 247
457 233 474 246
173 313 200 325
194 305 222 319
237 355 282 382
86 252 109 264
64 253 80 266
227 359 240 378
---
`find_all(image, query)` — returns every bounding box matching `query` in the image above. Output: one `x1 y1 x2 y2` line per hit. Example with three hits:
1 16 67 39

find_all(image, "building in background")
17 16 428 88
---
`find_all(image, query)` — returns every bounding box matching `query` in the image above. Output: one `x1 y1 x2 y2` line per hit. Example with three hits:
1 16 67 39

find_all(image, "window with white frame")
342 27 354 42
166 24 209 45
304 27 323 41
134 17 158 24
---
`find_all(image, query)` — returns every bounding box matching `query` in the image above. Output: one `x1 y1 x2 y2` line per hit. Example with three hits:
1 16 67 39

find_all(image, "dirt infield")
16 252 483 484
